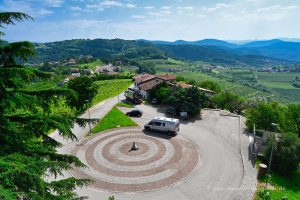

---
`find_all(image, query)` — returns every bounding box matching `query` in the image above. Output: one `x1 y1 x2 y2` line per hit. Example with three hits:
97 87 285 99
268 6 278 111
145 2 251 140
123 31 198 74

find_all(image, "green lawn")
257 168 300 200
78 59 105 70
116 101 134 108
93 79 132 105
91 107 137 133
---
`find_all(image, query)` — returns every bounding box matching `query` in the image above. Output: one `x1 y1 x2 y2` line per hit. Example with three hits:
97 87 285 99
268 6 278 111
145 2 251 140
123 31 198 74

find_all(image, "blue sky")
1 0 300 42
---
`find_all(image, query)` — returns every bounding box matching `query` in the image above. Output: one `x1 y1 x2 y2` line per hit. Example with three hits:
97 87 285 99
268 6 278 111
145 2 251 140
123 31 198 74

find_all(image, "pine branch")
0 41 35 66
4 113 77 140
0 12 33 36
49 177 91 197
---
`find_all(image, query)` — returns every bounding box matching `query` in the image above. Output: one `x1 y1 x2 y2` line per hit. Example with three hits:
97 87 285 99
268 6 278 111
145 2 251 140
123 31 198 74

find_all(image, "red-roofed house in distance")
132 73 175 99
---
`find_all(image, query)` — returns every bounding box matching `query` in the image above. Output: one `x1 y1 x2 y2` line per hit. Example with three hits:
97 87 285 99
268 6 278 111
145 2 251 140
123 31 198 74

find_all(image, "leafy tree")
265 132 300 176
198 80 221 93
0 12 90 199
150 83 170 101
212 91 245 114
281 104 300 137
166 86 204 116
244 102 284 131
136 62 156 74
67 76 98 111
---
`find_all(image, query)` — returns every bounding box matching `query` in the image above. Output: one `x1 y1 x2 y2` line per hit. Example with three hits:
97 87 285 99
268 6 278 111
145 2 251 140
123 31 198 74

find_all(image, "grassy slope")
143 58 189 71
256 168 300 200
175 71 272 99
267 169 300 200
91 107 137 133
93 79 132 105
176 71 300 103
78 59 105 70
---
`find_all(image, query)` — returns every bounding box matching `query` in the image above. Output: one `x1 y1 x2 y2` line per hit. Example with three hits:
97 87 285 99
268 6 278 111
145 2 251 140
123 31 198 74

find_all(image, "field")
175 69 300 103
78 59 105 69
257 72 300 102
174 71 274 100
93 79 132 105
91 107 137 133
143 58 189 72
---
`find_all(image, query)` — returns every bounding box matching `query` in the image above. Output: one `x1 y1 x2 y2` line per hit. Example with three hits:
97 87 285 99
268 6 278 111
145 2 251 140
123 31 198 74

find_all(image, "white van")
144 117 180 136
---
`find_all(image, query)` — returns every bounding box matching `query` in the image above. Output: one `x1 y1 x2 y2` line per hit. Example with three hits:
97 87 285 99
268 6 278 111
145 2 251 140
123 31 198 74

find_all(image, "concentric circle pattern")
71 128 199 192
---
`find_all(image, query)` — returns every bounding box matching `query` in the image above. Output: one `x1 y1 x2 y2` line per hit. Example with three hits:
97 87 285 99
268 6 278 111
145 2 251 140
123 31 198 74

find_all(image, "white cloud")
36 9 53 16
205 3 232 11
161 6 171 10
126 3 136 8
197 14 207 18
0 0 55 17
183 6 195 10
144 6 154 10
70 6 82 11
87 0 123 11
148 10 171 17
131 15 146 19
3 0 300 42
46 0 64 7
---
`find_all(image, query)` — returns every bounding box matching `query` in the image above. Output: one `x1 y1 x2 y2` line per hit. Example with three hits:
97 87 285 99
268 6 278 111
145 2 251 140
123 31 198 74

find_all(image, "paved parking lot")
71 102 257 200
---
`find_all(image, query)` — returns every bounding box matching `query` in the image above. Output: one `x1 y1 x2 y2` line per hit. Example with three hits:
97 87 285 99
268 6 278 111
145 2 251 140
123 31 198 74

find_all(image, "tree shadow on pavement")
142 130 173 140
243 130 256 168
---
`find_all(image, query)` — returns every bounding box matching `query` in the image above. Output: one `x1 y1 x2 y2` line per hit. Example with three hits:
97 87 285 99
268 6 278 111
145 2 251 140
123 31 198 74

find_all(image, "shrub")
265 132 300 176
198 80 221 93
175 76 185 82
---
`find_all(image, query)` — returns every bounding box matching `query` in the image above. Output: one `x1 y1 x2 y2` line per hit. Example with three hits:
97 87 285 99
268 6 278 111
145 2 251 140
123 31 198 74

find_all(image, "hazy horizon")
1 0 300 42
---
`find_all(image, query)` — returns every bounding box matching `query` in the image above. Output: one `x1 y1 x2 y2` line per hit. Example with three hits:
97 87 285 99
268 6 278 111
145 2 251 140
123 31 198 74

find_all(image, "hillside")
33 39 165 63
237 41 300 62
149 39 300 62
156 44 293 67
31 38 295 67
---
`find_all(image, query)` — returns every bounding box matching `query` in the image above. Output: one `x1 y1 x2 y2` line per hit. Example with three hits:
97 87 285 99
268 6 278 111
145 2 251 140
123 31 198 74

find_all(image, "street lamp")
85 99 91 132
265 123 278 188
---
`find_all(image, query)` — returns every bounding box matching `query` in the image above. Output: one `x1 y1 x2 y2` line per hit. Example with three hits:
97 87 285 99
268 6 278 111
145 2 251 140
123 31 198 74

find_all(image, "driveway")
69 102 257 200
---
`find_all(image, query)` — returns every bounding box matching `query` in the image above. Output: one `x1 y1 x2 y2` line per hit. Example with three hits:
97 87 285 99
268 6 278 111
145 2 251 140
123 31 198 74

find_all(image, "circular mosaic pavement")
71 128 200 192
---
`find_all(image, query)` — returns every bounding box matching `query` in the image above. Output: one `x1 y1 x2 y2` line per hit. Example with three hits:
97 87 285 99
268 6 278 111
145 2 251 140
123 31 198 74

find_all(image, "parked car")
126 109 143 117
151 98 159 104
166 107 176 116
144 117 179 136
124 88 142 104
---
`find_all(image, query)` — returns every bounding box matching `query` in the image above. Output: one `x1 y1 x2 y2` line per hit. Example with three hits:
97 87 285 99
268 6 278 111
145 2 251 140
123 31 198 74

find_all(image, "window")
162 123 165 127
154 122 162 126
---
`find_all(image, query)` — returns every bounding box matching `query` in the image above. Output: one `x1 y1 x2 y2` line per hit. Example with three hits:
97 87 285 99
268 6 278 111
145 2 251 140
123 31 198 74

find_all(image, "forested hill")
33 39 165 62
156 44 293 67
31 38 295 67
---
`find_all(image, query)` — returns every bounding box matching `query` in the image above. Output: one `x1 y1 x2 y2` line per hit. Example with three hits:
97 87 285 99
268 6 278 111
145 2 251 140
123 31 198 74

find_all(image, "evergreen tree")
0 12 90 199
67 76 97 111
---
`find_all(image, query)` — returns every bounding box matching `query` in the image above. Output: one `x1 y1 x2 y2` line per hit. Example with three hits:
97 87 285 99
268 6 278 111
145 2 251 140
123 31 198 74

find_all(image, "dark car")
126 109 143 117
166 107 176 116
151 98 159 104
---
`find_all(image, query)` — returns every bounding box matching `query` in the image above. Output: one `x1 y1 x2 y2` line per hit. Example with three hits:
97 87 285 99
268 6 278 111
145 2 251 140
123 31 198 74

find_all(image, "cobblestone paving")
70 127 200 192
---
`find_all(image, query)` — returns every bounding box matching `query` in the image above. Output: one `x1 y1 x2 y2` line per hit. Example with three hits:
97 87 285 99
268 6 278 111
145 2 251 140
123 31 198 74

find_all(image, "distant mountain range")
30 38 300 67
148 39 300 62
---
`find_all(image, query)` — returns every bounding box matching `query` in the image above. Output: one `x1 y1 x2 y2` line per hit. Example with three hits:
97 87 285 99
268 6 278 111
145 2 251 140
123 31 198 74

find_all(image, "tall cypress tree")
0 12 90 200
